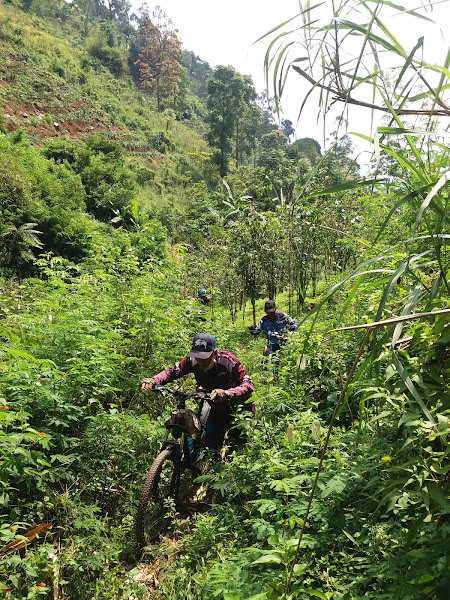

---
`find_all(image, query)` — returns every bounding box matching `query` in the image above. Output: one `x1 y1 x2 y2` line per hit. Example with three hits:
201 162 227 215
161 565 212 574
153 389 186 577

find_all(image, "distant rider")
141 333 254 452
249 300 298 362
194 288 210 306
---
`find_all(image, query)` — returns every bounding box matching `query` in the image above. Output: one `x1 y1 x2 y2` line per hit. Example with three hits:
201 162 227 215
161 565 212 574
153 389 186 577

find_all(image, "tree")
134 7 181 112
93 0 131 23
206 66 255 176
257 130 298 203
72 0 96 36
0 222 43 281
77 0 132 32
180 50 213 99
234 76 258 166
281 119 295 141
322 132 359 185
255 92 277 138
288 137 321 164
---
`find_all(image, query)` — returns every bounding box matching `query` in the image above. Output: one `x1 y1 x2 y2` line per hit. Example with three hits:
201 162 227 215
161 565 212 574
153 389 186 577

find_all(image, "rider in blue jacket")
249 300 298 368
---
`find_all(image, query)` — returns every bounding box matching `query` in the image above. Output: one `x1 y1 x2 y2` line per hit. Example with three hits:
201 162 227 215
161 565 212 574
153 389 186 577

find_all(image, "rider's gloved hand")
210 389 229 403
248 325 256 331
141 378 156 391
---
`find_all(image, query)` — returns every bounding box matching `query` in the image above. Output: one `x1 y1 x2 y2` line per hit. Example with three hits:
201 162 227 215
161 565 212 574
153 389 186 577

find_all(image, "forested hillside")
0 1 449 599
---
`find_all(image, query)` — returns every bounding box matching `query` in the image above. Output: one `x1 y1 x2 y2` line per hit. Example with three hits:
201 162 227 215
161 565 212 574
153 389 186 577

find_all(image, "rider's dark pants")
204 402 254 451
264 342 281 373
204 402 232 451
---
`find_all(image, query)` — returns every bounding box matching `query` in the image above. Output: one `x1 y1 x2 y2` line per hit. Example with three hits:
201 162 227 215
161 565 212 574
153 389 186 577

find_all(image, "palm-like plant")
261 0 449 330
262 5 450 595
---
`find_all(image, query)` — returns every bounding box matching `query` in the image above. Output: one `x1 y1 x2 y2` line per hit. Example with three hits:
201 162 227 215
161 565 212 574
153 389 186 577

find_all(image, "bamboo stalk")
52 536 59 600
329 308 450 332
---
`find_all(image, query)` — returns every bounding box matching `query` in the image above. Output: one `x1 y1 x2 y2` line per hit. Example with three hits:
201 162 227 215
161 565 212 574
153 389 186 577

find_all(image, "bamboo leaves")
302 176 386 198
390 352 436 425
415 170 450 229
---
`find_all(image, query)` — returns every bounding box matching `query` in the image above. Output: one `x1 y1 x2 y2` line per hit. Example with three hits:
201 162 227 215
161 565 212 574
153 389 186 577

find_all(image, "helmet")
198 288 207 296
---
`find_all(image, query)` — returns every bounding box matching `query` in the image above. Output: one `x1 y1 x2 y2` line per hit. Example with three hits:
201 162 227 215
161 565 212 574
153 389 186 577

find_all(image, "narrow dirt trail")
130 488 214 598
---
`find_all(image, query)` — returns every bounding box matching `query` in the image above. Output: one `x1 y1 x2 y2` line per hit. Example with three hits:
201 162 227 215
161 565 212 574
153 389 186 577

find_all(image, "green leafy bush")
88 35 128 78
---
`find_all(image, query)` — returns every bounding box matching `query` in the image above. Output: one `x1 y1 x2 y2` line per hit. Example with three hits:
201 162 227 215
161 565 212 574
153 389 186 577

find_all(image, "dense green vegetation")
0 1 449 599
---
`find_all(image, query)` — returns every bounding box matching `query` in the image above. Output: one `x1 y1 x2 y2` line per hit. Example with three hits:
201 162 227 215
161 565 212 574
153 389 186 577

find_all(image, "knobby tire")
136 447 180 549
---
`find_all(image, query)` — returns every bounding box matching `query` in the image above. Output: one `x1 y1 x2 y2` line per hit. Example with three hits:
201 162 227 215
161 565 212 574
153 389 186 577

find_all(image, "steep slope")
0 1 216 233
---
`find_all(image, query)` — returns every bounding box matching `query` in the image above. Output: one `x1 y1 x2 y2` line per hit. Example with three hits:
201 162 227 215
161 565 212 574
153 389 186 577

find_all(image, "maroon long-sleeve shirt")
152 350 254 409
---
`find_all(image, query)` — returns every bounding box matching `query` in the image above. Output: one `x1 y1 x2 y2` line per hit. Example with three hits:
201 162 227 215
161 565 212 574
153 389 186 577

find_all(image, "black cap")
189 333 216 359
264 300 276 313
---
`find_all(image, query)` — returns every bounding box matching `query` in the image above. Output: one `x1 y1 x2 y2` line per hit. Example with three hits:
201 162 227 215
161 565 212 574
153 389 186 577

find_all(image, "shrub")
88 36 128 78
42 138 79 164
0 152 32 213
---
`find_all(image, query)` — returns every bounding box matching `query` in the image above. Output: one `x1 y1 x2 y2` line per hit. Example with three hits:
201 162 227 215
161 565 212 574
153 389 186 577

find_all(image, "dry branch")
292 65 450 117
329 308 450 332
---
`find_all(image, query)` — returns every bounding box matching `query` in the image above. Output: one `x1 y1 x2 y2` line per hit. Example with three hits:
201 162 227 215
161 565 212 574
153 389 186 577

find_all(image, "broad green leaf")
251 553 282 564
398 412 421 427
0 347 38 362
255 12 305 44
273 41 296 98
298 589 328 599
386 492 401 512
426 482 450 511
393 37 423 95
369 410 392 423
377 127 447 137
407 574 436 585
349 131 374 143
408 83 450 102
321 472 351 498
0 327 20 342
337 20 399 54
372 12 408 57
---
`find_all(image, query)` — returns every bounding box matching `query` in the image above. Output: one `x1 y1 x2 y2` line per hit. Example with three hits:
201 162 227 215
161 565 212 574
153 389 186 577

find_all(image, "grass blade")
415 170 450 230
374 186 432 243
304 177 386 198
390 353 436 425
391 285 423 347
375 251 430 322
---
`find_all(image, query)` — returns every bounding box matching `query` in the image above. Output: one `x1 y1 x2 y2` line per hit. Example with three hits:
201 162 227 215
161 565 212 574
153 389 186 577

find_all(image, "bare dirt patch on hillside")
2 100 122 138
2 100 161 160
